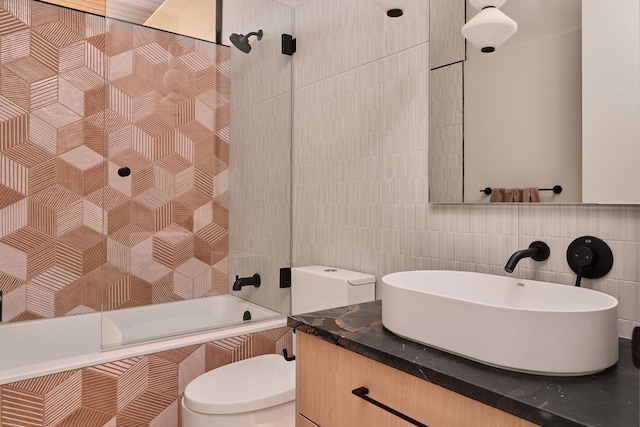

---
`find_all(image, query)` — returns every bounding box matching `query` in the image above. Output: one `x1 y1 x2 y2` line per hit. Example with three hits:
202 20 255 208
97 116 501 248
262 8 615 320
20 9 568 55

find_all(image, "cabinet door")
298 414 320 427
297 333 536 427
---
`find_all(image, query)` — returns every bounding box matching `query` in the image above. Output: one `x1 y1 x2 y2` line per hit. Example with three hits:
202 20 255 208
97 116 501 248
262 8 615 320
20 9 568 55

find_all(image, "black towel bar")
481 185 562 195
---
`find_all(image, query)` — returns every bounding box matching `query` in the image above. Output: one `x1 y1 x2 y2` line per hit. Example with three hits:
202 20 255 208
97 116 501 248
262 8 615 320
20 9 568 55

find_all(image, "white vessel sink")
381 271 619 376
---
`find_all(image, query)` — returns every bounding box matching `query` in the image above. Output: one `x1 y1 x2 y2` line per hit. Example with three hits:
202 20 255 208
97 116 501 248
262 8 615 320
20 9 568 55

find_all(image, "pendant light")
462 0 517 53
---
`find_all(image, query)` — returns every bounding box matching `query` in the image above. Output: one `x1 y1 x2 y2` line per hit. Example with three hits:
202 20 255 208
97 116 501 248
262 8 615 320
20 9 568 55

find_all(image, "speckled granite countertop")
288 300 639 427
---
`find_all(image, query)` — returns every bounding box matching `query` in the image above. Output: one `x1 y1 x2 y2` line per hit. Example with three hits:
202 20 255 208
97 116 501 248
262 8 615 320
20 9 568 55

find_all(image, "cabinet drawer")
297 333 536 427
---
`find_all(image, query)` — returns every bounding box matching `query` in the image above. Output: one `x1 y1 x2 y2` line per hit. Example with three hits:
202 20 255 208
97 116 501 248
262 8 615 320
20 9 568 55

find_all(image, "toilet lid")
184 354 296 415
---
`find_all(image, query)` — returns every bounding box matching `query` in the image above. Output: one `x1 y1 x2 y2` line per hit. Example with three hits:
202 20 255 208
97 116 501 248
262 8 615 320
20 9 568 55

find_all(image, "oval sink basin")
381 271 619 376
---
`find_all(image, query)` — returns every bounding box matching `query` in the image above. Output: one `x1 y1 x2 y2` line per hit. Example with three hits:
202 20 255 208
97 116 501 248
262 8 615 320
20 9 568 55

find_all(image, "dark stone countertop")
288 300 639 427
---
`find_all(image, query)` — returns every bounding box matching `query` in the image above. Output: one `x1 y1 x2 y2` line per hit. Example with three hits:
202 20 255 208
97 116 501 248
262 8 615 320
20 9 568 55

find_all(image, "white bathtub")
0 294 286 385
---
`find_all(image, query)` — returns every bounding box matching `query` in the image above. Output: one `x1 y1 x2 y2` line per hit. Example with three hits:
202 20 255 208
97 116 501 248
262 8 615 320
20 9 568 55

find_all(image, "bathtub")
0 294 286 385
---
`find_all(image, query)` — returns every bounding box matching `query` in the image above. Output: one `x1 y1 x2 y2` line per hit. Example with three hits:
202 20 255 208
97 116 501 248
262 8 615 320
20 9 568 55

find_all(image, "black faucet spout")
233 273 261 291
504 241 550 273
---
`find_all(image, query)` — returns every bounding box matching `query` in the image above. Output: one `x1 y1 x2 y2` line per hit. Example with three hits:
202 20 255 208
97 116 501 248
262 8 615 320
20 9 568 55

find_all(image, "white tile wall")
290 0 640 338
227 0 293 314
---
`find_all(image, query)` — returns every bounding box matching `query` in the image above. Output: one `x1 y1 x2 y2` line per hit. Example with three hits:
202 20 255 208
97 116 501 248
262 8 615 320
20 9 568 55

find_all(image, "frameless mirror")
106 0 224 44
464 0 582 203
430 0 640 204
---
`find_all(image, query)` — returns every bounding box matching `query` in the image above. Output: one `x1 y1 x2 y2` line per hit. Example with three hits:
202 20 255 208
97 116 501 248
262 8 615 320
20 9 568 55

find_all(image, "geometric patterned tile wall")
0 326 293 426
0 0 230 322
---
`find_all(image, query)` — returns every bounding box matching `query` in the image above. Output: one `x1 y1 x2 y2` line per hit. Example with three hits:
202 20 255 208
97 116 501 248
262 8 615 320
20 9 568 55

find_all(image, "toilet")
181 266 376 426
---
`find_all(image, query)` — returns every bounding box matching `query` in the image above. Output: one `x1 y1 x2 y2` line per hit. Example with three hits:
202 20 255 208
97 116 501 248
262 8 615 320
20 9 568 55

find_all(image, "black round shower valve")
566 236 613 279
117 167 131 177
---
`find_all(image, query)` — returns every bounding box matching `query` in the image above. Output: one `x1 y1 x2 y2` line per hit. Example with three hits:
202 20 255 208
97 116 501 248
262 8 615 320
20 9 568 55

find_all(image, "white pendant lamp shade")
373 0 413 17
461 7 517 53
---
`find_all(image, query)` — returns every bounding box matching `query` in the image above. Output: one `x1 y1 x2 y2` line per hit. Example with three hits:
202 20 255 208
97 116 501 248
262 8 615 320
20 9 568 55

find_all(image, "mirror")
106 0 224 44
429 0 640 204
464 0 582 203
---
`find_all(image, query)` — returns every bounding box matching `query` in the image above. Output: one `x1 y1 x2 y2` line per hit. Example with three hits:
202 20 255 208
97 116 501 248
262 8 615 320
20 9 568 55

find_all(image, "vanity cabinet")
296 333 536 427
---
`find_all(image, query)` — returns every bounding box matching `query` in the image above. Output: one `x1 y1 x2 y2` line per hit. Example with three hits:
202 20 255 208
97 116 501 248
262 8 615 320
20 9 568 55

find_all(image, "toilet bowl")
181 354 295 427
181 266 375 426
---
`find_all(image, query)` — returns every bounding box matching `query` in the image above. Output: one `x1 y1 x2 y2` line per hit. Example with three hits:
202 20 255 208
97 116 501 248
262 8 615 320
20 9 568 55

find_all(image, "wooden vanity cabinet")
296 333 536 427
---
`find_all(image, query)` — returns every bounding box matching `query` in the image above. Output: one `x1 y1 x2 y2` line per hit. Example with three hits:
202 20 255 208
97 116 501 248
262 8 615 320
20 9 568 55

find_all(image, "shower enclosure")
0 0 293 349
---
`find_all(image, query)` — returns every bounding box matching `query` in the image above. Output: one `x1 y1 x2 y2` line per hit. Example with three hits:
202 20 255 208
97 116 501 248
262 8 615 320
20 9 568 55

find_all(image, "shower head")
229 29 263 53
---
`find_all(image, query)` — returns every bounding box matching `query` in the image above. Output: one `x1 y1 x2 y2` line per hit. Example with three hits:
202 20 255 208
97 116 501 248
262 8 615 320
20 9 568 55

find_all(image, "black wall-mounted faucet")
233 274 261 291
504 241 550 273
566 236 613 287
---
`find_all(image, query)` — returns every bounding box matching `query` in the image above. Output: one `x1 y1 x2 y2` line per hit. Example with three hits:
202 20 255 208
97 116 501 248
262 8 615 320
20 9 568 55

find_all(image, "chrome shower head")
229 29 263 53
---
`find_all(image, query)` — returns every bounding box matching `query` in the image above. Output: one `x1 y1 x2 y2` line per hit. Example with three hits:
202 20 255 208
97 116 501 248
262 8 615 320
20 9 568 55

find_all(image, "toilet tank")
291 266 375 315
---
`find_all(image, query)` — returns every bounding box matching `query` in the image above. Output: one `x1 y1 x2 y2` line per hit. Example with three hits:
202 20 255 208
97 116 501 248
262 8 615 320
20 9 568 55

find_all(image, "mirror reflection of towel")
490 188 540 203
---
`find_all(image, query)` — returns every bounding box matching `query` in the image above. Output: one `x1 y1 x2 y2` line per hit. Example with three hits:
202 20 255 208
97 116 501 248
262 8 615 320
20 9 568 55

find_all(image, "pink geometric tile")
58 145 105 196
133 41 173 84
132 115 174 161
117 390 177 427
154 153 194 197
85 186 130 234
1 56 57 110
56 225 104 276
194 223 228 266
0 96 28 152
83 356 148 413
28 184 83 237
57 407 116 427
31 21 84 72
107 224 153 272
131 188 173 232
108 149 153 197
0 272 26 322
174 188 211 232
0 185 27 238
174 120 214 163
71 265 103 312
2 370 82 427
109 74 154 122
1 142 57 196
132 260 175 304
194 156 228 198
101 262 133 311
152 223 193 269
29 103 83 154
174 258 211 299
0 8 29 44
205 335 253 371
26 265 79 317
0 226 55 281
59 67 105 116
149 344 205 397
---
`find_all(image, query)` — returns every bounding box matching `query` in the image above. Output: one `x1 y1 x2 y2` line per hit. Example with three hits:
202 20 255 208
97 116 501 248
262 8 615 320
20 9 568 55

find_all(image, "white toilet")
181 266 376 426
